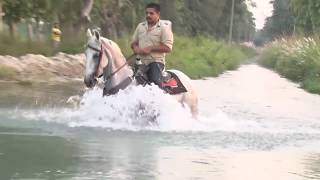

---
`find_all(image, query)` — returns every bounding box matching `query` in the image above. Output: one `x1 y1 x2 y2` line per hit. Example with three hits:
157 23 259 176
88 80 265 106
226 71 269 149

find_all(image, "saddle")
134 65 187 95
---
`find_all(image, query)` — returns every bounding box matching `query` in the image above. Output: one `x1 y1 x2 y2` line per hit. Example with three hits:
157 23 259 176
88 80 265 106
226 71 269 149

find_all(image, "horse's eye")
93 54 100 59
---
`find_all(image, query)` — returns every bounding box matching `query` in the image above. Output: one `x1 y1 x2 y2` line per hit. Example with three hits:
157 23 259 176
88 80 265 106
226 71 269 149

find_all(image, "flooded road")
0 64 320 180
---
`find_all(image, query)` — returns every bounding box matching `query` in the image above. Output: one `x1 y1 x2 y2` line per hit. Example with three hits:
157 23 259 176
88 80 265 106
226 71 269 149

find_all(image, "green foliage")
106 35 256 79
264 0 320 39
2 0 53 23
3 0 30 22
178 0 255 40
238 44 258 58
303 77 320 93
0 34 51 56
1 0 255 42
259 37 320 94
0 33 86 56
165 35 251 78
263 0 294 39
58 32 86 54
259 45 283 68
291 0 320 35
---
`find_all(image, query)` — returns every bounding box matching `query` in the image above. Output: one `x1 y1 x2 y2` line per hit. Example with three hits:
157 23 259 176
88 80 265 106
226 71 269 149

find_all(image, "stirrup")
161 71 171 82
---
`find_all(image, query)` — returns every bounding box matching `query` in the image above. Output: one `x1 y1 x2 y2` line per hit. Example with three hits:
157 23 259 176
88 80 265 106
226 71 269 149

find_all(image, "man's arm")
131 41 143 55
142 43 171 55
131 23 143 55
131 41 170 55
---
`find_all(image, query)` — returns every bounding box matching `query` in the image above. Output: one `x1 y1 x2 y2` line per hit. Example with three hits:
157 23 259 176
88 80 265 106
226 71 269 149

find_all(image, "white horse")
84 29 198 118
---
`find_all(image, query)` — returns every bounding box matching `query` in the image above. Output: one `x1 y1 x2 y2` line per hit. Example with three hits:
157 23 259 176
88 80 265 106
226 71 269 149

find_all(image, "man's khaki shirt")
132 20 173 65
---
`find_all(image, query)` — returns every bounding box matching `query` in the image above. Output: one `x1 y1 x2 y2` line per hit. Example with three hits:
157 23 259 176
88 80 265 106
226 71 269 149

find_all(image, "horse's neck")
101 38 126 69
101 38 132 86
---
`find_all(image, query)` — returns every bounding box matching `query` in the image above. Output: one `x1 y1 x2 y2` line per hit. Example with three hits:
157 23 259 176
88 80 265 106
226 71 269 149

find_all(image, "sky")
247 0 274 30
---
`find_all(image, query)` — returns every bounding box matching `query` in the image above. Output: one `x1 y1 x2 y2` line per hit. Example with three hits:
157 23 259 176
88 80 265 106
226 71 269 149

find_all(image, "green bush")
0 34 51 56
58 32 86 55
258 37 320 94
165 35 251 78
0 33 86 56
110 35 256 79
259 46 282 68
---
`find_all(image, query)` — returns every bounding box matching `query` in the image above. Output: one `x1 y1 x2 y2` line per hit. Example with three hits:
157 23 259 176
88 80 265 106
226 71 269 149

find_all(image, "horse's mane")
101 37 127 67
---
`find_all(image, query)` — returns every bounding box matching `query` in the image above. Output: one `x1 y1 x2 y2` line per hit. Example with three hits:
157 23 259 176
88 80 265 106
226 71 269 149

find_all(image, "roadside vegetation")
259 37 320 94
256 0 320 94
0 33 86 56
118 35 257 79
166 35 255 78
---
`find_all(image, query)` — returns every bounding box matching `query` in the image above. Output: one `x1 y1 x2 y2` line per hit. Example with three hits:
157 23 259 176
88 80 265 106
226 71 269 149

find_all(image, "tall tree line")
262 0 320 39
0 0 255 42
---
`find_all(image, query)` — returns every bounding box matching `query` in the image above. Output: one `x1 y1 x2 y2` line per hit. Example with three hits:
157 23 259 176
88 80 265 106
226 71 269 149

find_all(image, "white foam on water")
14 85 224 132
66 85 200 131
5 84 320 134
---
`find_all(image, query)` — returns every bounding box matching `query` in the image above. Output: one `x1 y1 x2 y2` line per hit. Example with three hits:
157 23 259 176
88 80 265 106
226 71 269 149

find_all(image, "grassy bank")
259 37 320 94
166 35 256 78
0 33 255 79
117 35 256 78
0 33 86 56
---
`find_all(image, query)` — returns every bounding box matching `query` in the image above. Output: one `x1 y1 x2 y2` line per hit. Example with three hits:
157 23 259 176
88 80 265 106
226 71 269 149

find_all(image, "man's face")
145 8 160 24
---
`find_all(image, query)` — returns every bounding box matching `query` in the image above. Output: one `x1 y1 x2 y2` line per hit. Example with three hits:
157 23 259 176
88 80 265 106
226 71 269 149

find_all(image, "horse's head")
84 29 108 88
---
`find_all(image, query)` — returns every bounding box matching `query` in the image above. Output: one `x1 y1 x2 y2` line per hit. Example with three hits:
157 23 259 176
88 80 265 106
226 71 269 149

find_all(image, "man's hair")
146 3 160 12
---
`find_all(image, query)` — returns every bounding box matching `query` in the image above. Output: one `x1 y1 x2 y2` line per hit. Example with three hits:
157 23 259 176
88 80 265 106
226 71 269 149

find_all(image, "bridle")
86 40 135 80
86 39 136 96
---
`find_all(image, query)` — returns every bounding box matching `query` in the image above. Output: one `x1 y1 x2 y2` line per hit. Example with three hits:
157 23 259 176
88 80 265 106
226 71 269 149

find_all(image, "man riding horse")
83 2 198 118
131 2 173 88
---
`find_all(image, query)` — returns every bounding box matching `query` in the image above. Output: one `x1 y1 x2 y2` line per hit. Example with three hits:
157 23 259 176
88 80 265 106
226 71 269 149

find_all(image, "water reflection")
302 153 320 179
156 147 320 180
0 132 78 179
72 130 160 179
0 81 83 108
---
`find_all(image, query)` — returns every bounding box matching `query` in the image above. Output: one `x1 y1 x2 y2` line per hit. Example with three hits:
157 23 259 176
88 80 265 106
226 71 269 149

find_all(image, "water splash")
66 85 200 131
15 85 222 132
3 81 320 134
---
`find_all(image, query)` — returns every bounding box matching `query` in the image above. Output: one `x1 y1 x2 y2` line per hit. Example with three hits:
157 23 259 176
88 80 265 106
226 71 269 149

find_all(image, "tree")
262 0 294 39
3 0 30 37
0 0 256 42
291 0 320 35
228 0 235 44
159 0 176 29
0 0 4 32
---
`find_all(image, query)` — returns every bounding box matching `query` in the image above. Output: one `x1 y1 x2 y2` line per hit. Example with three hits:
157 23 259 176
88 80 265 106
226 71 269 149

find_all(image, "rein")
103 52 135 81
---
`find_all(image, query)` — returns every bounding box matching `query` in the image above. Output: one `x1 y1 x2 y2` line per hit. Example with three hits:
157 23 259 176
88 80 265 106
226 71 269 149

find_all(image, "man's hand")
131 42 142 55
141 46 153 55
133 46 153 55
133 46 142 55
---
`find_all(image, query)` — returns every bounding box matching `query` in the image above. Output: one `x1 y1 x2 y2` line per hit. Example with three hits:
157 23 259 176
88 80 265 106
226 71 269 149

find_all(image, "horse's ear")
87 29 93 38
94 30 100 40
